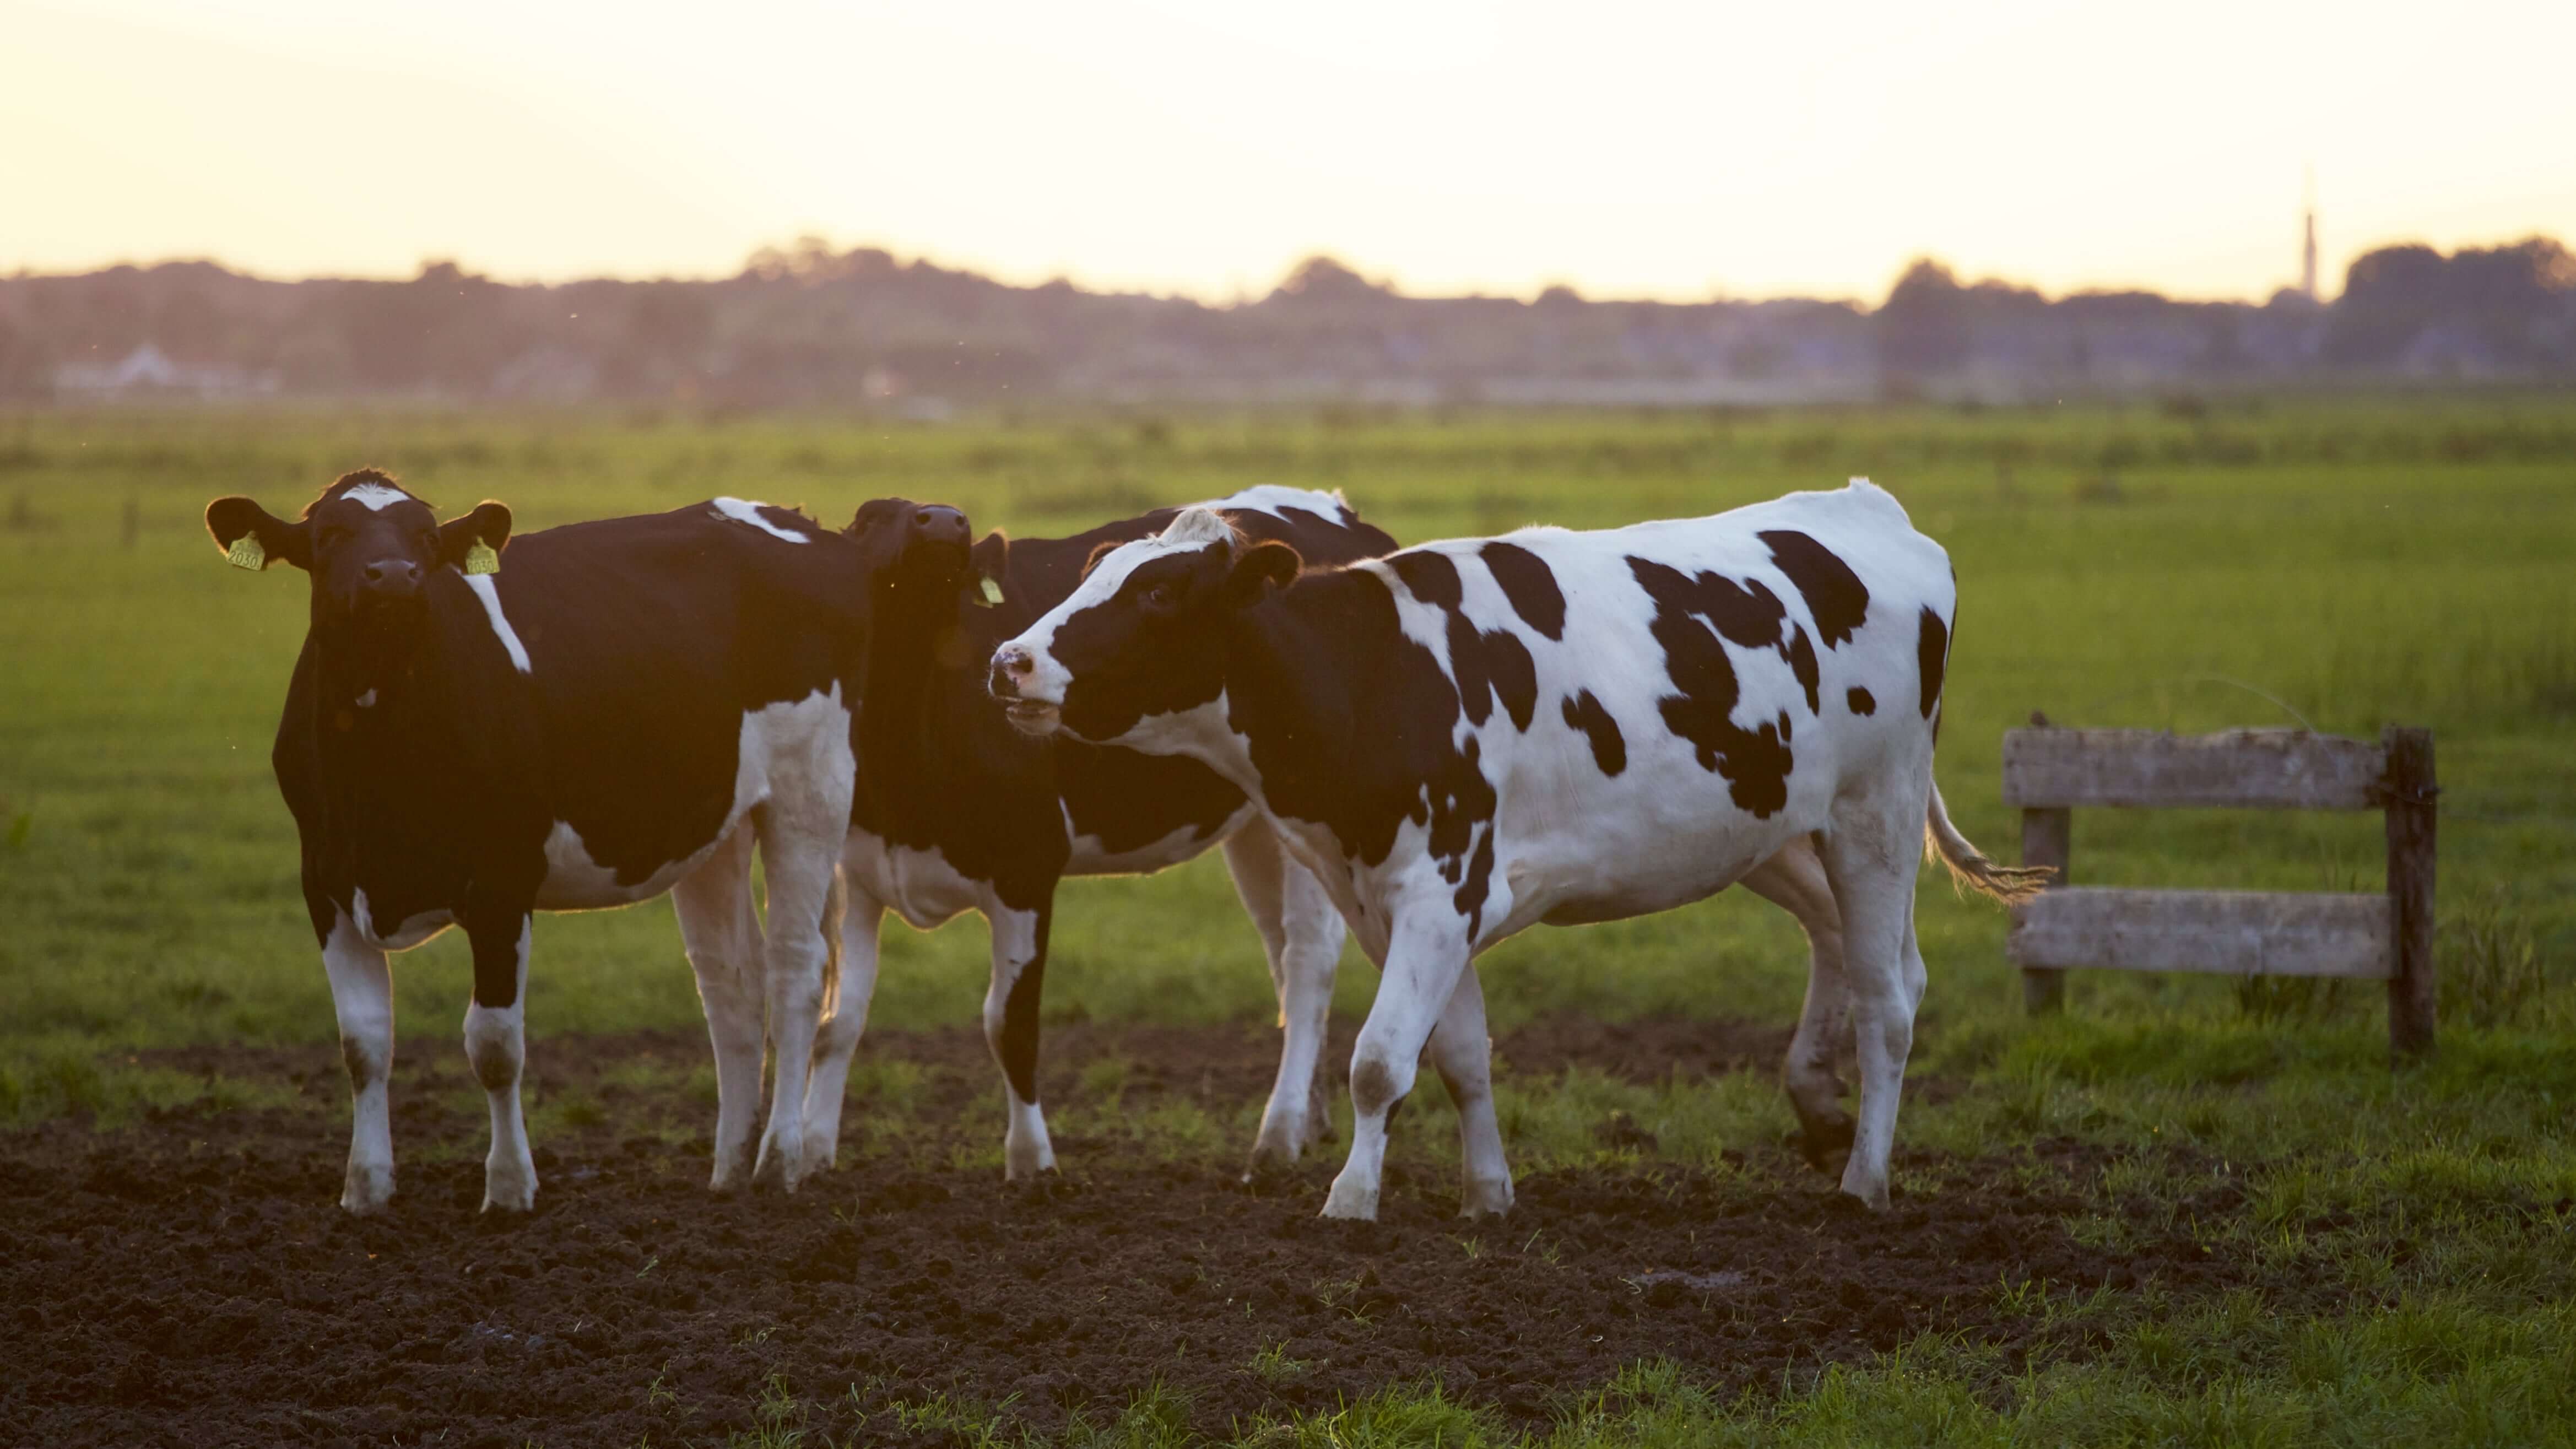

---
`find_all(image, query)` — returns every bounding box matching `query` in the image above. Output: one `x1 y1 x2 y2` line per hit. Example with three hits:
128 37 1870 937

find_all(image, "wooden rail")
2002 721 2438 1059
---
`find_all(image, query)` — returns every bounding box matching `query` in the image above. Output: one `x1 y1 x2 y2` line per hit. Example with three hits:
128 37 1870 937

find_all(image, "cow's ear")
1079 538 1120 581
439 501 513 575
205 496 310 572
968 530 1010 607
1222 541 1301 607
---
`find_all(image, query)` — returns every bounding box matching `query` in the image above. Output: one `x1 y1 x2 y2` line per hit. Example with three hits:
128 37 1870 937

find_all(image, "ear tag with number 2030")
464 541 501 576
226 534 266 571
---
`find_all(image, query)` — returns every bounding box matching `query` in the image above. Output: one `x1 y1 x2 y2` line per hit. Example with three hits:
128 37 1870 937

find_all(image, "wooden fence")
2002 721 2438 1059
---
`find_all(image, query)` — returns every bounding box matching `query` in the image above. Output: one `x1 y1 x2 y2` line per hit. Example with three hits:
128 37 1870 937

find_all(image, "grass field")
2 398 2572 1445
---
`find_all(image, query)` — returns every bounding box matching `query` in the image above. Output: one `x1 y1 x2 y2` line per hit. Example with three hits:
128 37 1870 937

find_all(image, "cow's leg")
1739 837 1856 1178
462 914 538 1213
983 903 1058 1180
1425 963 1512 1217
801 877 885 1170
749 806 841 1193
672 826 765 1191
1323 906 1473 1221
1222 820 1345 1171
322 913 397 1214
1817 792 1926 1212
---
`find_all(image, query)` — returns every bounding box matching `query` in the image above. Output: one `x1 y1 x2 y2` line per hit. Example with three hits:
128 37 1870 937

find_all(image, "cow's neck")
1214 574 1372 804
856 586 981 810
302 600 481 782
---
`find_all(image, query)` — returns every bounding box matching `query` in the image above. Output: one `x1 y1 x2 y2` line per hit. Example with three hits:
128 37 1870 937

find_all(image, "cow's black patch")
1480 542 1566 641
1224 567 1503 942
1784 624 1820 714
1626 557 1794 817
1846 685 1876 716
1915 606 1949 720
1390 548 1541 733
1561 690 1626 776
1760 529 1870 648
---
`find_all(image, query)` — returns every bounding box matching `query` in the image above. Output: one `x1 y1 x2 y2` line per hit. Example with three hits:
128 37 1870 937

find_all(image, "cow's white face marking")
710 496 810 544
462 574 532 673
1197 484 1348 522
340 483 412 511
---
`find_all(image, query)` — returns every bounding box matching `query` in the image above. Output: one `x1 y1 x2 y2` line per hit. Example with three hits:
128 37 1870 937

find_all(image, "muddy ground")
2 1020 2251 1447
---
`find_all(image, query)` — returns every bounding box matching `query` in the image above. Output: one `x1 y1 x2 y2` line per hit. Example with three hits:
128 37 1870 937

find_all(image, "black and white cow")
207 472 874 1213
792 487 1398 1178
990 479 2045 1219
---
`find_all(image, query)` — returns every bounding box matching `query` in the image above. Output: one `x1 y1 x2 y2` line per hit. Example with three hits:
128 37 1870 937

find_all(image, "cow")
988 478 2047 1220
205 471 875 1213
793 486 1399 1179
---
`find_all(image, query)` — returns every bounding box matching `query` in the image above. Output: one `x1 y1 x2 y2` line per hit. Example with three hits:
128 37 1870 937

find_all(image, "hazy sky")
8 0 2573 303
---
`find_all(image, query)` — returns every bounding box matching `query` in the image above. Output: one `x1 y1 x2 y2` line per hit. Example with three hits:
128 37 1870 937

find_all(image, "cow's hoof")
1834 1182 1890 1213
1458 1175 1516 1219
339 1165 394 1215
1003 1135 1057 1182
751 1138 802 1193
799 1120 843 1175
1796 1116 1857 1177
1319 1178 1379 1221
484 1165 540 1201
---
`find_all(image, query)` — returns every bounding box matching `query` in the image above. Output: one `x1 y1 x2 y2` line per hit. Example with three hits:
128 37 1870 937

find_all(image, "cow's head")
842 496 978 598
988 507 1298 742
205 470 512 644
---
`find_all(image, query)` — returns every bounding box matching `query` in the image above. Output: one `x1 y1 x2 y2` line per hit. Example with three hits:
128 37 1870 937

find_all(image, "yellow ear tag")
464 541 501 576
226 534 266 571
973 574 1005 607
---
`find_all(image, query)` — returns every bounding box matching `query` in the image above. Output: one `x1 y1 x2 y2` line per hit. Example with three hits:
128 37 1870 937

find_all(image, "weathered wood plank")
2383 726 2438 1058
2007 887 2394 978
2002 728 2387 811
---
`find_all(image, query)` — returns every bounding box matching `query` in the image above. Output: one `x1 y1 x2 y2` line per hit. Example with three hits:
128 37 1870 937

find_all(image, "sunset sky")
8 0 2573 304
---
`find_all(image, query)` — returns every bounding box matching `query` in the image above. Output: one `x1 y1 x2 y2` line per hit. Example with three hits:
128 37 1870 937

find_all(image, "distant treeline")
3 236 2570 407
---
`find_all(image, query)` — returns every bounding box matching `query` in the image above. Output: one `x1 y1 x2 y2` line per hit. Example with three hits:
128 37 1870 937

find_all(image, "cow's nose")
913 506 968 545
363 559 421 591
988 645 1033 698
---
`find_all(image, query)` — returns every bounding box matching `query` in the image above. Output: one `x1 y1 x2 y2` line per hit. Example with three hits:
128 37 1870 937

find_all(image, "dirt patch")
3 1023 2244 1447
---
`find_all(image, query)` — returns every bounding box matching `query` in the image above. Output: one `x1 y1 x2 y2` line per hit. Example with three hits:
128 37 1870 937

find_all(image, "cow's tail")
1924 778 2053 904
818 863 849 1021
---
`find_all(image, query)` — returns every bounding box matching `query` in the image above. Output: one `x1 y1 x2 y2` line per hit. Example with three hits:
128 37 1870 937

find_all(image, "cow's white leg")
672 827 764 1191
982 904 1058 1180
463 916 537 1213
750 807 841 1193
1425 963 1512 1217
801 877 885 1170
1817 793 1925 1212
322 913 397 1214
1740 837 1856 1177
1323 906 1472 1221
1223 821 1345 1171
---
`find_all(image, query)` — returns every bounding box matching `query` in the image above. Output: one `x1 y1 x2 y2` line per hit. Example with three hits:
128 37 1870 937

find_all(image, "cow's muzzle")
988 645 1061 736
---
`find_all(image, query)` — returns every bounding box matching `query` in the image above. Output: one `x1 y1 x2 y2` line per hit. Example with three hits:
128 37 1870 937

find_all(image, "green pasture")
3 398 2572 1446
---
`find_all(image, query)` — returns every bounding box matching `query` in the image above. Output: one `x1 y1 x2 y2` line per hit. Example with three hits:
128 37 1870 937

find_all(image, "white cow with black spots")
990 479 2044 1219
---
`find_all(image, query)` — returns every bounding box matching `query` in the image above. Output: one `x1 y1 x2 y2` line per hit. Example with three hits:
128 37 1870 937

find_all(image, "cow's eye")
318 526 350 547
1141 582 1176 610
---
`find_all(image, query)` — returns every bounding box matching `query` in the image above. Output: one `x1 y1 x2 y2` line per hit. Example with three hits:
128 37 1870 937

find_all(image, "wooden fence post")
2384 726 2438 1060
2020 807 2070 1014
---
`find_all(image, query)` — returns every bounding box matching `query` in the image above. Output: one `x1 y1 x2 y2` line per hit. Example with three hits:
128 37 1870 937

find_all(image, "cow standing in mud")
207 473 873 1213
798 488 1397 1178
991 479 2044 1219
